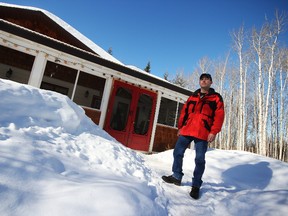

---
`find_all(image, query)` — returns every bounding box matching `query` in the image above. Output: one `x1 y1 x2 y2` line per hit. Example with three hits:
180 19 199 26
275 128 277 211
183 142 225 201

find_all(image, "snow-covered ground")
0 79 287 216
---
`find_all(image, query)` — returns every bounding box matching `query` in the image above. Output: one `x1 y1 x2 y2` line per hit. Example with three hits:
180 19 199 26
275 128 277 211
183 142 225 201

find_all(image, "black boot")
189 186 200 199
162 175 181 186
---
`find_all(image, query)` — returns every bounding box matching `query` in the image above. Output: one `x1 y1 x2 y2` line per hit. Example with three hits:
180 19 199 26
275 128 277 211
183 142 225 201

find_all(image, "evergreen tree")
108 47 113 55
163 71 169 81
144 61 151 73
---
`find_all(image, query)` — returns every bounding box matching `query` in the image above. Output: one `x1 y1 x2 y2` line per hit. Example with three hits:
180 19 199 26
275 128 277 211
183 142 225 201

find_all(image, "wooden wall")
0 6 95 54
83 107 101 125
152 124 178 152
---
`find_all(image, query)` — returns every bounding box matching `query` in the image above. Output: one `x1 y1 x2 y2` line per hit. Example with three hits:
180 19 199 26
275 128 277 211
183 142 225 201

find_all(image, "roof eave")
0 19 192 96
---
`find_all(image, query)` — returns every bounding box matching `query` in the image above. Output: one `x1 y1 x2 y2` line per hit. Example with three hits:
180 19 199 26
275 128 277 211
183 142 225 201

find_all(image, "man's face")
199 77 212 89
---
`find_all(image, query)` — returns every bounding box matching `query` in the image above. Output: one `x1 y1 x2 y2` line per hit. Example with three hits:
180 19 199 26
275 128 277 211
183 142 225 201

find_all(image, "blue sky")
2 0 287 78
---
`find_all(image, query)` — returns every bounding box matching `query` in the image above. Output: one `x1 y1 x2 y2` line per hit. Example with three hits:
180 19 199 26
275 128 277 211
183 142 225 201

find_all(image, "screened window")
157 97 177 127
0 45 34 84
41 61 77 98
73 72 106 109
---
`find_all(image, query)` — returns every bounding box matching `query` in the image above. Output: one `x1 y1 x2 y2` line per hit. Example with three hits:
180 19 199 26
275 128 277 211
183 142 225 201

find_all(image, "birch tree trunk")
278 49 288 160
264 12 283 157
232 25 247 151
226 90 234 149
214 53 229 149
251 25 266 156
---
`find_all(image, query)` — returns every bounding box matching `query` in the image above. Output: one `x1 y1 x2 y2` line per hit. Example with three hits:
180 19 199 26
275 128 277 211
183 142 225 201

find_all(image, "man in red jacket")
162 73 225 199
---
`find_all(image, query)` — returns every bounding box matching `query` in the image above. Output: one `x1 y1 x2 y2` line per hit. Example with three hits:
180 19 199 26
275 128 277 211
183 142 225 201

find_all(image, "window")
0 45 34 84
134 94 153 135
73 71 106 109
157 97 177 127
41 61 77 98
40 82 69 95
110 87 132 131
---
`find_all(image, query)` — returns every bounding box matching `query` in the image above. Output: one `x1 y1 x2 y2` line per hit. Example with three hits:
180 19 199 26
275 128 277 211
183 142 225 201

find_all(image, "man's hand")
207 133 216 142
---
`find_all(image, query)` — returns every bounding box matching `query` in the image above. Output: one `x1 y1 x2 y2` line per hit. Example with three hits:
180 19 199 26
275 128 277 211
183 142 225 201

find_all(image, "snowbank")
0 79 287 216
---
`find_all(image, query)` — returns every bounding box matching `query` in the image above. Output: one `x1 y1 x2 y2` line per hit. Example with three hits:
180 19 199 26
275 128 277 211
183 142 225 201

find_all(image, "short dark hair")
200 73 212 81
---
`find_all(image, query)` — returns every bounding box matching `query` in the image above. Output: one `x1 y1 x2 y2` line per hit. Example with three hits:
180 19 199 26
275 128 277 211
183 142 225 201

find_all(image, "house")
0 3 192 152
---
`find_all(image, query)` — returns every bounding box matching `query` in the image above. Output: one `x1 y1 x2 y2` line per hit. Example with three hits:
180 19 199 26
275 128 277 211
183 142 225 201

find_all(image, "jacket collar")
193 88 215 96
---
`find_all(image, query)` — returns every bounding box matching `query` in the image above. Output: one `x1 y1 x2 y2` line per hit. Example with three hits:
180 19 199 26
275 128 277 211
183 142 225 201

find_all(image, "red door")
104 81 157 151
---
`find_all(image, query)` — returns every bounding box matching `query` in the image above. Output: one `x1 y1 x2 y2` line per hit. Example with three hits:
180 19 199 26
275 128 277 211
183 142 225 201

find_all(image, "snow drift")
0 79 287 216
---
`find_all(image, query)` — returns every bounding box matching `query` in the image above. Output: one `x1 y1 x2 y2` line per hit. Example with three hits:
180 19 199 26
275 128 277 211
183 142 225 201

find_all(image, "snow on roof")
126 64 171 83
0 3 191 95
0 2 124 65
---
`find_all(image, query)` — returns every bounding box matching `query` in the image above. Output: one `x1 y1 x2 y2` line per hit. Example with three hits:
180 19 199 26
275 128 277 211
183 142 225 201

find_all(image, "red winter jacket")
178 88 225 141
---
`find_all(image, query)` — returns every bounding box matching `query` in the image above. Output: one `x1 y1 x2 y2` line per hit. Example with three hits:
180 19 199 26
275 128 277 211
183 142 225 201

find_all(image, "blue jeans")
172 135 208 188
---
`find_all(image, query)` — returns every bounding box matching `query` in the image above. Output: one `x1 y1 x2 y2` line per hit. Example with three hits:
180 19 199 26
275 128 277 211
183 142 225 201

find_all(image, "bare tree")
172 70 187 88
231 25 248 151
250 12 285 156
198 57 212 75
278 48 288 160
185 11 288 161
213 53 230 148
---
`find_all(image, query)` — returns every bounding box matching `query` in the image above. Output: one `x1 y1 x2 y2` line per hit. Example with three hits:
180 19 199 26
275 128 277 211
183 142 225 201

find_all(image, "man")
162 73 225 199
